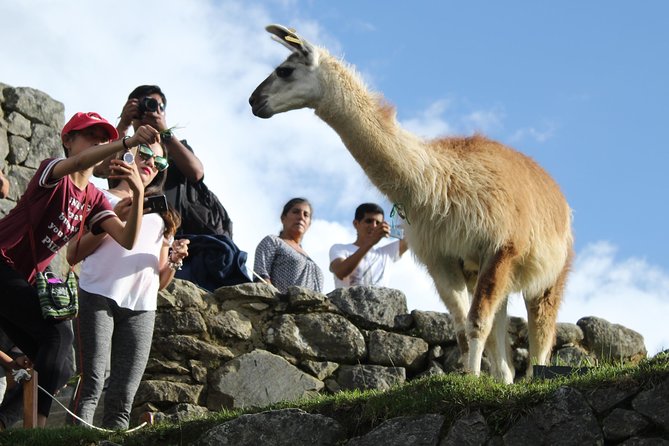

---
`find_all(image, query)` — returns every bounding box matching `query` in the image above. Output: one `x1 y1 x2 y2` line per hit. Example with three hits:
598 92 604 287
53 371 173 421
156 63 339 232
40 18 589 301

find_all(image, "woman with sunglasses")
67 141 188 430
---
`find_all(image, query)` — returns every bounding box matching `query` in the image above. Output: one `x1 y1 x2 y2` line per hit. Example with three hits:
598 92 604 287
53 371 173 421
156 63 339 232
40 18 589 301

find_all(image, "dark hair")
354 203 384 221
142 144 181 237
279 198 312 237
281 197 312 219
128 85 167 108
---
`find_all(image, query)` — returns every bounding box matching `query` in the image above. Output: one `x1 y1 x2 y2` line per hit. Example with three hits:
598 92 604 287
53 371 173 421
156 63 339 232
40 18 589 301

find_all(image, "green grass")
2 352 668 446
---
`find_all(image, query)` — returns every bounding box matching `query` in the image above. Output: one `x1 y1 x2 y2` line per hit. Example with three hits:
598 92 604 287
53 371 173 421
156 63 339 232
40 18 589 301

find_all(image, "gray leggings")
72 289 155 429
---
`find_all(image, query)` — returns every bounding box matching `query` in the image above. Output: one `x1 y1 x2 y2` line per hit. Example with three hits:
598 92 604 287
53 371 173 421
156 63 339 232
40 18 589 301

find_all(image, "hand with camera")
118 97 168 133
365 221 391 247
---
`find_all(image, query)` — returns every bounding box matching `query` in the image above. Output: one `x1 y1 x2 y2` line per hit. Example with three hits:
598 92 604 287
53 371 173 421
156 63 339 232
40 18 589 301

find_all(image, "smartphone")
144 195 168 214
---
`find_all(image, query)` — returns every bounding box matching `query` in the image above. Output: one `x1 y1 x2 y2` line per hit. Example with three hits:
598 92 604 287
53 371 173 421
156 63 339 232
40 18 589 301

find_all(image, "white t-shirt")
329 240 401 288
78 189 166 311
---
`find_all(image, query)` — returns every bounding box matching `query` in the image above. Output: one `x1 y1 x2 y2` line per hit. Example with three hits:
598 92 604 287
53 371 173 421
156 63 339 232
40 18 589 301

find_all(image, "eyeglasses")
137 145 169 171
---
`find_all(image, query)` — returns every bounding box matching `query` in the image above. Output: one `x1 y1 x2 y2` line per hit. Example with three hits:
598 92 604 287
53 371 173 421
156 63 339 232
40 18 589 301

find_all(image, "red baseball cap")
61 112 119 143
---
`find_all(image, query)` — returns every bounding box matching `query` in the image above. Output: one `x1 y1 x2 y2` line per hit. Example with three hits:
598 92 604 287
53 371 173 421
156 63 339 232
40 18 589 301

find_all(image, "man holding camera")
97 85 232 237
329 203 409 288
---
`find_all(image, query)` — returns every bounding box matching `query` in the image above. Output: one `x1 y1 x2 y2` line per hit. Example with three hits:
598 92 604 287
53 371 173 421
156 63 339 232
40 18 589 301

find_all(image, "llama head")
249 24 323 118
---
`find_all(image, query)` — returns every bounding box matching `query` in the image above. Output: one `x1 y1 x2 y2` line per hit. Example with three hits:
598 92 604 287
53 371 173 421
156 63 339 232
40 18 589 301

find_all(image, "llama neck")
314 56 433 205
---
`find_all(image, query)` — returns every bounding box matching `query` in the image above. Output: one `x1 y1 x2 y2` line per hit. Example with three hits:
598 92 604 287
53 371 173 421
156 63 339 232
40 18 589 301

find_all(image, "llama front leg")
467 246 517 380
428 258 470 359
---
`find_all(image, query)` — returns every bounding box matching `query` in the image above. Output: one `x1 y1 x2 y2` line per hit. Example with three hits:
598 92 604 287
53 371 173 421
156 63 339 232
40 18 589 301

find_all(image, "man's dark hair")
354 203 384 221
128 85 167 107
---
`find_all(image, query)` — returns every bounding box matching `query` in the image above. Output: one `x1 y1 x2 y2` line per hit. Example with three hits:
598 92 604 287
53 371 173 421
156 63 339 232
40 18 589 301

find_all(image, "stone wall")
0 83 69 275
136 280 647 420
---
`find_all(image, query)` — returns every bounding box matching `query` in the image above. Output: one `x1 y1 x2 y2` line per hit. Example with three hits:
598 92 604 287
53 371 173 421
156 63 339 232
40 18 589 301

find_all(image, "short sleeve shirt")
0 158 115 282
254 235 324 293
329 240 401 288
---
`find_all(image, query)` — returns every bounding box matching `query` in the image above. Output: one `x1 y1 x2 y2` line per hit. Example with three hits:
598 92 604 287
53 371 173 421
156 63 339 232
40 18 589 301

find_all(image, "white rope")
251 270 269 284
12 368 148 433
38 384 147 433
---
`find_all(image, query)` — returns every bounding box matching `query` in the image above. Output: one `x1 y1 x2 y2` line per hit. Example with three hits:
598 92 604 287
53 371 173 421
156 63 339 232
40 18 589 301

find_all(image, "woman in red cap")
0 111 160 427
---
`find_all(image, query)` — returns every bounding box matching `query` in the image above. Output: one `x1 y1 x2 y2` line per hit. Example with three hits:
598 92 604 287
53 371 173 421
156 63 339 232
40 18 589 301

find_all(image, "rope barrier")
11 368 149 433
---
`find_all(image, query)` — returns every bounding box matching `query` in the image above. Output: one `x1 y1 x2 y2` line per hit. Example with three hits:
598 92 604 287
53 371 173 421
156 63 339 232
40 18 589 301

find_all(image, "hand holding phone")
144 195 168 214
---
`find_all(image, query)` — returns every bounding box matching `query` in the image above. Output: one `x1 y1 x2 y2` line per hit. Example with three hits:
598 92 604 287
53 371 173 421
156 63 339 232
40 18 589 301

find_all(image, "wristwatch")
162 129 173 143
121 136 134 163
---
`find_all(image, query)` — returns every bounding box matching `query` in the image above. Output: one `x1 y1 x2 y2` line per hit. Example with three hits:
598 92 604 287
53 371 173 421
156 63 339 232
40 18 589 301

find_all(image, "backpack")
176 178 233 237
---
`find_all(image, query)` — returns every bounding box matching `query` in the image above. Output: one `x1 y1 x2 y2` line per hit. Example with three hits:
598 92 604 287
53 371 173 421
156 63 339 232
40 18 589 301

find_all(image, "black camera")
138 97 160 115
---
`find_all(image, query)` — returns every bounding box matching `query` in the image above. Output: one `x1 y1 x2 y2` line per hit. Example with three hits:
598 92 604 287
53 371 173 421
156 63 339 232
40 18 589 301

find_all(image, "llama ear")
266 24 316 64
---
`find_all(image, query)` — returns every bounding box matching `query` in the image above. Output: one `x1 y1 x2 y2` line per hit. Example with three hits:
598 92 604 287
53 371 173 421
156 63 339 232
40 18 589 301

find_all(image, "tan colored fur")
250 32 574 382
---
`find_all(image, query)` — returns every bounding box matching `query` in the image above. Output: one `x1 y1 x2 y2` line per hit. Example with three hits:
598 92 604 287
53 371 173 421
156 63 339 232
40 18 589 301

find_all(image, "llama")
249 25 573 383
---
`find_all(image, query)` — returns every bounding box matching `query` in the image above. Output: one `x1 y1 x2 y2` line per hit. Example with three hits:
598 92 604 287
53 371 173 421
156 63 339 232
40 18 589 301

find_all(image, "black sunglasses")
137 145 169 171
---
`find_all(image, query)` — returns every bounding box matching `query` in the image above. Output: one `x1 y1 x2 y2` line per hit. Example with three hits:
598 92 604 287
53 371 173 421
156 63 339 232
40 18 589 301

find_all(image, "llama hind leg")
484 301 515 383
467 246 517 380
524 260 570 378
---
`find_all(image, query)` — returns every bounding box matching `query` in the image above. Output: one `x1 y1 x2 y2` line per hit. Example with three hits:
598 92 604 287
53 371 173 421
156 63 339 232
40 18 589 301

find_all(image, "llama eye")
275 67 294 78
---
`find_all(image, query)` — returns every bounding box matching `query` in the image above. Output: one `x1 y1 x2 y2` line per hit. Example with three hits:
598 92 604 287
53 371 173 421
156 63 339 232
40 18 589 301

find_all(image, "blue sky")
2 0 668 354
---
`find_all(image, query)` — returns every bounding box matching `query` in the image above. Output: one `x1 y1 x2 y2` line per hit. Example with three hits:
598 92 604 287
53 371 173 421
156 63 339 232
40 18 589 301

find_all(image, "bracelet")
122 135 131 150
168 259 183 271
167 248 183 271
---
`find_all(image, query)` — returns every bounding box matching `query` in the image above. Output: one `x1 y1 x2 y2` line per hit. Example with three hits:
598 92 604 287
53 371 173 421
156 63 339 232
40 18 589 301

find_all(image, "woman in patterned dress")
253 198 324 293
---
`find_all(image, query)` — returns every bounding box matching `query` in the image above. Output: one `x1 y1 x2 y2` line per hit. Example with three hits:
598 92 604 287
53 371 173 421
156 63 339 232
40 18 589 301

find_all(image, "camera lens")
139 97 159 114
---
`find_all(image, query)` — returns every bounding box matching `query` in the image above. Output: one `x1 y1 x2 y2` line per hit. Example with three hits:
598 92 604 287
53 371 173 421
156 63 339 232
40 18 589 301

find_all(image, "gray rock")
8 135 29 165
551 345 596 367
602 408 649 442
0 127 9 164
158 278 208 309
441 411 489 446
619 438 669 446
328 286 408 330
414 360 445 379
134 380 203 406
151 334 235 361
214 282 281 303
632 376 669 431
555 322 585 348
584 384 640 414
7 164 35 201
144 358 190 375
26 123 62 167
2 86 64 128
503 386 603 445
265 313 366 362
286 286 328 309
196 408 345 446
154 310 207 335
300 359 339 380
152 403 211 424
6 111 31 138
336 364 405 391
209 309 253 340
367 329 429 371
578 316 647 363
508 316 528 348
347 414 445 446
411 310 455 344
207 350 323 410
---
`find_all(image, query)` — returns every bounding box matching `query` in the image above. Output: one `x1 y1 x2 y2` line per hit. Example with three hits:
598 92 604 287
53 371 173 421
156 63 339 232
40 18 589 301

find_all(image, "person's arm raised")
52 125 159 181
330 223 390 280
97 161 145 250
